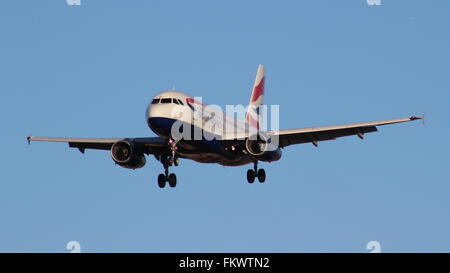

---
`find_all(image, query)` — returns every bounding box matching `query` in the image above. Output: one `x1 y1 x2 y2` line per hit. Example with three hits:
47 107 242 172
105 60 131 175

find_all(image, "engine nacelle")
111 140 146 169
245 133 282 162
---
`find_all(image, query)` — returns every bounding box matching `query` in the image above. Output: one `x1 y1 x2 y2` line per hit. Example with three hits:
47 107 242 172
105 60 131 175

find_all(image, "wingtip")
409 114 425 125
27 135 31 145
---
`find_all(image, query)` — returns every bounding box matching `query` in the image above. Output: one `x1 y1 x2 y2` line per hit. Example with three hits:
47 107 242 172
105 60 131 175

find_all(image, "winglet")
409 114 425 125
409 115 421 121
27 135 32 145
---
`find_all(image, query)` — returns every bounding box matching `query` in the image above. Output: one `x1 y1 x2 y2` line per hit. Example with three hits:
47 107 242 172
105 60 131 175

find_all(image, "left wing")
27 136 166 154
268 116 422 148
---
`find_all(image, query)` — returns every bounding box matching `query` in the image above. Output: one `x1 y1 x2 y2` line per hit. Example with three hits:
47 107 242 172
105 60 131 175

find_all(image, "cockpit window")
154 98 185 105
160 98 172 103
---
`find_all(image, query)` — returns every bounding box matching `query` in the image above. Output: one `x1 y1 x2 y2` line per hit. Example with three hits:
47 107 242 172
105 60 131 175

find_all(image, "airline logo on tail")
246 64 265 130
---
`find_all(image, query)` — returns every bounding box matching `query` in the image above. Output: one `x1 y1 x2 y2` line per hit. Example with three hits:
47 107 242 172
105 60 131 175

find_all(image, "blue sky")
0 0 449 252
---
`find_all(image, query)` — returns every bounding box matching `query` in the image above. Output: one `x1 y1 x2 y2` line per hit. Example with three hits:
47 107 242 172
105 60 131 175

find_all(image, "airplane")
28 65 422 188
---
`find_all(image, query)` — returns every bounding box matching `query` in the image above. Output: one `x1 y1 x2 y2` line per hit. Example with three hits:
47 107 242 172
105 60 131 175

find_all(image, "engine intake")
245 133 282 162
111 140 146 169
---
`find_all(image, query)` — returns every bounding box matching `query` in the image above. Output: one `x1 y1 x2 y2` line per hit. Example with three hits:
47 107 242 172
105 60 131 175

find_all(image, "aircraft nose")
146 103 176 137
147 103 158 118
146 103 163 126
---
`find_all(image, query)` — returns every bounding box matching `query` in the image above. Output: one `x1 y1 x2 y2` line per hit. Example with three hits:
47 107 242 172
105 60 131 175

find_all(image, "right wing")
269 116 422 148
27 136 167 154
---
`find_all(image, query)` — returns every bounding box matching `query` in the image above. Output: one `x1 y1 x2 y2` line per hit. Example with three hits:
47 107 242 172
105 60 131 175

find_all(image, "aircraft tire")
158 174 166 188
168 173 177 188
257 169 266 183
247 169 255 183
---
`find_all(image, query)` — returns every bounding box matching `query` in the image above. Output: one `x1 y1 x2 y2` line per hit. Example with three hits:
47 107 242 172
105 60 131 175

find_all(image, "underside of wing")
270 116 422 148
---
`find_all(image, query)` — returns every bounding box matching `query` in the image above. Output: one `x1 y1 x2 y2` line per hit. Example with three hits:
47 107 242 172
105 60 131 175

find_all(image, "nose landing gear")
157 157 178 188
247 161 266 184
157 139 179 188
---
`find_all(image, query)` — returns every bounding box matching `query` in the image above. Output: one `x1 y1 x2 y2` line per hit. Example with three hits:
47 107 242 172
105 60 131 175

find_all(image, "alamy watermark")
67 0 81 6
66 241 81 253
367 0 382 6
165 97 280 150
366 241 382 253
63 240 381 253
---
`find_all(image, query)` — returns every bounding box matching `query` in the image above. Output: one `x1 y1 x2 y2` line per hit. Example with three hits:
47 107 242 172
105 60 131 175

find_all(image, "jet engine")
245 133 282 162
111 140 146 169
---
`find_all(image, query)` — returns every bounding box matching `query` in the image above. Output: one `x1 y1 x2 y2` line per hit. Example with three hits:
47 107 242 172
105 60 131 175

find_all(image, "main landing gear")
247 161 266 184
157 139 179 188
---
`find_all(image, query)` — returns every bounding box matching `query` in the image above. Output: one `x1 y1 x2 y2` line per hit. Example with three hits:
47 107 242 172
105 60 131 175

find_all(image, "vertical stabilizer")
246 64 265 130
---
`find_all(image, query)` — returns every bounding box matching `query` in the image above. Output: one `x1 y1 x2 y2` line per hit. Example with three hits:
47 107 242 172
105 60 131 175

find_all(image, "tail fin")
246 64 265 130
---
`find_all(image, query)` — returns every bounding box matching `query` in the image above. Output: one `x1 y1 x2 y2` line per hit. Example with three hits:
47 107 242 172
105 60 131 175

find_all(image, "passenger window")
151 99 160 104
160 98 172 103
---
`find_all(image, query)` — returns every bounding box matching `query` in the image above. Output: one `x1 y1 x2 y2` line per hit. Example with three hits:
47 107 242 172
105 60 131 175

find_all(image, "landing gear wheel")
158 174 166 188
168 173 177 188
158 149 179 189
247 169 255 183
257 169 266 183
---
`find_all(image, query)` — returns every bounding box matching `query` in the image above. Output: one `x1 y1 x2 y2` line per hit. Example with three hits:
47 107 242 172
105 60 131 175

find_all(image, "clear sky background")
0 0 449 252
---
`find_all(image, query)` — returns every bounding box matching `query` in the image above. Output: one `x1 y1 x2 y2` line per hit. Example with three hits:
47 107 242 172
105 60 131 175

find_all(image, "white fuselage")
146 90 254 166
